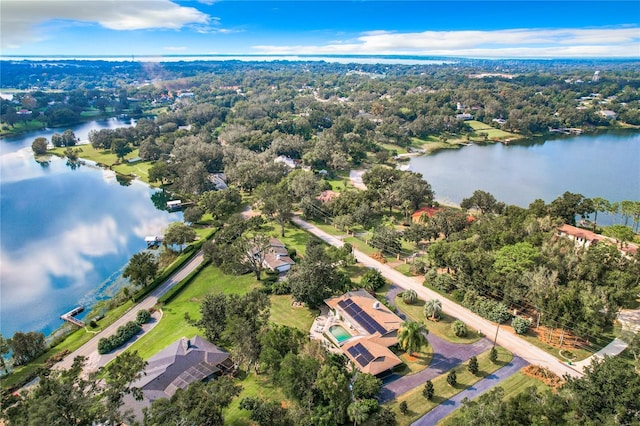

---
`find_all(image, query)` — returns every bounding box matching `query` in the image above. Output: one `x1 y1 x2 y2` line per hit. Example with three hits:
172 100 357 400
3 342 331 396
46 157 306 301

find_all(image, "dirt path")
292 216 583 379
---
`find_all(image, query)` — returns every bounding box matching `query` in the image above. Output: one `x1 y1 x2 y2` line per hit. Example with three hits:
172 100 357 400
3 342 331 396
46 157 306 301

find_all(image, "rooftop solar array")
337 298 387 334
347 343 375 367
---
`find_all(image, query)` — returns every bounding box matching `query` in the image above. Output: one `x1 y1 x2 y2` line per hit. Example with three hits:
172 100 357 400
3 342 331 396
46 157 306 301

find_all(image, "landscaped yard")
386 346 513 425
466 120 521 141
395 297 482 344
438 371 552 425
126 265 260 360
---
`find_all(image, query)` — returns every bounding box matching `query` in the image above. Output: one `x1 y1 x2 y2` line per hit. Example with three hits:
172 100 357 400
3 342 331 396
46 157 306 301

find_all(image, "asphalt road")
292 216 583 379
412 355 530 425
55 250 205 373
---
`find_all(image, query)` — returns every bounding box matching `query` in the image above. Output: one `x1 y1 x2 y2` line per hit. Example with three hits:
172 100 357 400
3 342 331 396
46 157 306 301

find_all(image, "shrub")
451 289 465 302
402 289 418 305
452 320 468 337
468 356 479 375
399 401 408 415
89 319 98 328
422 380 434 400
97 321 141 354
447 370 457 387
511 316 531 335
360 268 386 292
489 347 498 364
136 309 151 325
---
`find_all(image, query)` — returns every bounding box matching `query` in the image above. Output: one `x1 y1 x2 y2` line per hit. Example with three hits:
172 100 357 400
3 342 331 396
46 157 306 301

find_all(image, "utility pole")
493 321 501 348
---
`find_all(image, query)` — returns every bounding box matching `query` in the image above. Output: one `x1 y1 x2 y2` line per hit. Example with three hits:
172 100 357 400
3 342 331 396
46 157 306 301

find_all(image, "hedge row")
97 321 141 354
157 259 211 305
131 238 208 303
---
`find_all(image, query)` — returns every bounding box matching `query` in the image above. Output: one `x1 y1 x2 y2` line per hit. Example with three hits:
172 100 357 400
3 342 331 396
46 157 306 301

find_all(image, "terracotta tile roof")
411 207 441 221
342 338 402 376
557 224 606 243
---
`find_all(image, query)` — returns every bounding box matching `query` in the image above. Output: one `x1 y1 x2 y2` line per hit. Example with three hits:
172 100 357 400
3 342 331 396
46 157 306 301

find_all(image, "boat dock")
60 305 86 327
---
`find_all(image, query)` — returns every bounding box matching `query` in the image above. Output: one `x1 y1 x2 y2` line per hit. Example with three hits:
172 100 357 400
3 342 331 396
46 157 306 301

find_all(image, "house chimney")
373 301 381 310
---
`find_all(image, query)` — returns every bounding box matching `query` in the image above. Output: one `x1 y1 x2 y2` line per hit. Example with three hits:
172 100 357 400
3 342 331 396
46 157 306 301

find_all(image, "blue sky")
1 1 639 58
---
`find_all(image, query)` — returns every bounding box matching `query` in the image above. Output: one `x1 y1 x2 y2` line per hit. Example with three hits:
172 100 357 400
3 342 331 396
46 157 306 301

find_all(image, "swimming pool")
329 325 352 344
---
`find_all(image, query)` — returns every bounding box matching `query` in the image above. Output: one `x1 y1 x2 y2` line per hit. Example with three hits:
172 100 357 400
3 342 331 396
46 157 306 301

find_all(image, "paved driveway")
412 356 529 425
380 335 493 403
380 285 493 403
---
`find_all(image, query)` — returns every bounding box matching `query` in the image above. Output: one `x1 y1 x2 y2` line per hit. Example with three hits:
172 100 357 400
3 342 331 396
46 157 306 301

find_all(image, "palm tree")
591 197 610 231
424 298 442 321
398 321 428 356
402 289 418 304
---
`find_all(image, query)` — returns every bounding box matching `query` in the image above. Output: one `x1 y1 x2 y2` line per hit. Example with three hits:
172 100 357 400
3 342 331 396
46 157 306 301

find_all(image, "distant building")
317 190 339 203
411 206 441 223
274 155 297 169
599 110 617 120
455 113 474 120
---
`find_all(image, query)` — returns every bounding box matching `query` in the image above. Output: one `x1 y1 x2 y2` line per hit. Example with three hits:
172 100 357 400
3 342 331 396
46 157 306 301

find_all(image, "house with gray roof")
122 336 235 420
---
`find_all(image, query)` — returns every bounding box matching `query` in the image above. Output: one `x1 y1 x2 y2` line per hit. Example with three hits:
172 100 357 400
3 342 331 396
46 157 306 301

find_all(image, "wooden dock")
60 305 86 327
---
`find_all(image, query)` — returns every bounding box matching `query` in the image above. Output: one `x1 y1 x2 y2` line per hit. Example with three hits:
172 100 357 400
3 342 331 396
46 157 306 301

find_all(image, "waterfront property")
122 336 236 420
323 289 403 376
557 224 638 256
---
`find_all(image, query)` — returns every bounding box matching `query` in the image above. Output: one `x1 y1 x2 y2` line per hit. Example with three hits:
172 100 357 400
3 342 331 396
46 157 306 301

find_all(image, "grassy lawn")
396 346 434 375
0 120 46 136
322 171 350 192
467 120 521 141
270 294 318 332
126 265 260 360
394 297 482 344
112 160 154 183
267 222 312 257
386 346 513 425
438 371 552 425
225 371 288 426
50 144 139 166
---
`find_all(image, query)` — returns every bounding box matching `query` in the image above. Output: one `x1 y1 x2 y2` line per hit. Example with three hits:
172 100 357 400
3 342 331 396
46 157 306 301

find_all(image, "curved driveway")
412 355 529 425
55 251 204 373
292 216 582 379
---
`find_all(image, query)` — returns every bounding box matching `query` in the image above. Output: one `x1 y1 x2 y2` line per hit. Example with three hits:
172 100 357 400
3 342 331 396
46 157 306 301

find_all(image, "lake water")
409 131 640 218
0 119 180 337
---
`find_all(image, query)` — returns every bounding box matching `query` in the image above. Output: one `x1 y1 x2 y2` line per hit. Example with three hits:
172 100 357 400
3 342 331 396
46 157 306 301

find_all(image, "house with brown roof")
122 336 235 420
262 238 296 273
324 289 403 376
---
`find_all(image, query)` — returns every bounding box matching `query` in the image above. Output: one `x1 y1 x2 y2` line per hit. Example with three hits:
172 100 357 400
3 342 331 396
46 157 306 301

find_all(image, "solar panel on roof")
347 346 359 357
338 300 348 309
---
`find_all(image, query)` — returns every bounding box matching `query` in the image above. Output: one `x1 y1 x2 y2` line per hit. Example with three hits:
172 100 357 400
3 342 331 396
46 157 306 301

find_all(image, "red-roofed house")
411 206 441 223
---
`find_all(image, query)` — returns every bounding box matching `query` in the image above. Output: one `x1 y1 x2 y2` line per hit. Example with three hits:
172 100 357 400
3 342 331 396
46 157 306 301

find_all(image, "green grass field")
386 346 513 425
127 265 260 359
394 297 482 344
438 371 552 425
466 120 521 141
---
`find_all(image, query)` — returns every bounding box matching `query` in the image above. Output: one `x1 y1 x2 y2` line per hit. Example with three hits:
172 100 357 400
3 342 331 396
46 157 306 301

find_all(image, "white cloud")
253 27 640 58
0 217 124 306
1 0 211 49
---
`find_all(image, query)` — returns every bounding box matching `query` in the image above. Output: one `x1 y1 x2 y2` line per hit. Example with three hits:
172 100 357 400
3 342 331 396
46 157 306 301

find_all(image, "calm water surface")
1 120 180 337
409 131 640 210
